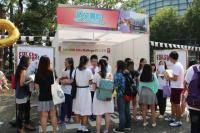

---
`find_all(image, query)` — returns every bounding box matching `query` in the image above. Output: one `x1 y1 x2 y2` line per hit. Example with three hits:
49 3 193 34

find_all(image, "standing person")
93 59 114 133
185 58 200 133
138 58 147 74
34 56 57 133
88 54 99 121
125 59 140 121
165 51 184 127
139 64 159 127
113 60 131 133
102 56 112 73
156 60 168 118
59 58 74 124
16 55 35 133
73 55 93 133
151 63 156 73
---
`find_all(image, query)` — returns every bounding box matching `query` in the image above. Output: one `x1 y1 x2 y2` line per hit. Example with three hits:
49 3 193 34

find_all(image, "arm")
20 70 27 87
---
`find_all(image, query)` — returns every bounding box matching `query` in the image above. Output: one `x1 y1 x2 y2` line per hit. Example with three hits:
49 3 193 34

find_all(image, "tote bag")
51 72 65 105
163 81 171 98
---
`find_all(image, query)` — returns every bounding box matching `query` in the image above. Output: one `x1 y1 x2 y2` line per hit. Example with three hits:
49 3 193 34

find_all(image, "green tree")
150 7 180 43
183 0 200 44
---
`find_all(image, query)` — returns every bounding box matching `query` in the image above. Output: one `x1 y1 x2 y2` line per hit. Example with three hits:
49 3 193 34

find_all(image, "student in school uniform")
88 55 99 121
73 55 93 133
59 58 74 124
93 59 114 133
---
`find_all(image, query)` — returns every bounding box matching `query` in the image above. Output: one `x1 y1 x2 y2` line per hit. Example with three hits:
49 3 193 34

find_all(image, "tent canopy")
56 26 143 45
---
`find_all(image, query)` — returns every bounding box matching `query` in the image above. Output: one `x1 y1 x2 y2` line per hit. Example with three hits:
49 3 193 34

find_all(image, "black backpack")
123 73 138 97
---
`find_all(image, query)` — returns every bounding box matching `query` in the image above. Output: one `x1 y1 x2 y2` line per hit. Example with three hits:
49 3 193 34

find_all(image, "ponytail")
78 55 89 70
98 59 107 79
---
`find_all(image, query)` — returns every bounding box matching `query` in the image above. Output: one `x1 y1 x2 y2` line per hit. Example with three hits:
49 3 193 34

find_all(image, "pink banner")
57 7 119 30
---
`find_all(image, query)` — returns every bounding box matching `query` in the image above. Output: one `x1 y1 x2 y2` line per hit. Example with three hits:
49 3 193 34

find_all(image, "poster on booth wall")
154 49 188 71
15 45 54 75
119 10 149 33
59 44 112 68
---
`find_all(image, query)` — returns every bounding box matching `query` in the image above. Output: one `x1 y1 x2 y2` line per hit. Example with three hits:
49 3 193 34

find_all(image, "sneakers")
113 128 125 133
152 123 157 127
165 116 176 123
169 121 182 127
158 115 164 119
143 122 149 127
124 127 131 131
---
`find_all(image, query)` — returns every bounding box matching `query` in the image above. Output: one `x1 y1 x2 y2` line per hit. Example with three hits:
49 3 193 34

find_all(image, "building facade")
140 0 192 16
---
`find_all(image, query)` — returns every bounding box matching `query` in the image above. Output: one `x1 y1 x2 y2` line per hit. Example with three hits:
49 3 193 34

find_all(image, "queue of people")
15 51 200 133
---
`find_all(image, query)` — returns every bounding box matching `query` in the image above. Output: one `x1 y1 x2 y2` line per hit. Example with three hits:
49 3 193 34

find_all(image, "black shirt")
35 71 54 101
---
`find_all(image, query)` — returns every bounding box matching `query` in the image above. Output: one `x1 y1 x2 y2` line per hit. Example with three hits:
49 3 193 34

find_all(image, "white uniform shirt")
171 62 184 89
61 69 73 95
73 68 93 87
88 66 99 91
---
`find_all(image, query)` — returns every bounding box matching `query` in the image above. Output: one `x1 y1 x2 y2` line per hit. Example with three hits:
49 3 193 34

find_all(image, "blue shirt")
114 72 126 97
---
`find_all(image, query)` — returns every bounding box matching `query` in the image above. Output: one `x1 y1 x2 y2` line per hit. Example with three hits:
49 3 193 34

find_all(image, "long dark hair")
37 56 51 79
78 55 89 70
65 58 74 79
138 58 146 71
98 59 107 79
16 55 30 82
159 60 168 69
151 63 156 72
116 60 126 73
140 64 153 82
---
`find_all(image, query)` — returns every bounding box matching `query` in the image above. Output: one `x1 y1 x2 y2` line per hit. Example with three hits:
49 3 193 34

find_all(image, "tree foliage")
150 7 179 43
183 0 200 43
150 0 200 44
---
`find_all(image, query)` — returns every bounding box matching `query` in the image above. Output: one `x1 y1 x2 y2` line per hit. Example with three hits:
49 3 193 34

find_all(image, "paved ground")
0 90 190 133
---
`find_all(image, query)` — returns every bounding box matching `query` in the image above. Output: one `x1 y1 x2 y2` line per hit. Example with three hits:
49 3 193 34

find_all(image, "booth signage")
154 50 187 70
57 7 119 30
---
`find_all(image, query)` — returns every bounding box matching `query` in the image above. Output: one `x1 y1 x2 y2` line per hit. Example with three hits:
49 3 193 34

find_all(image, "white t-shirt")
88 66 99 91
61 69 73 94
73 68 93 87
171 62 184 89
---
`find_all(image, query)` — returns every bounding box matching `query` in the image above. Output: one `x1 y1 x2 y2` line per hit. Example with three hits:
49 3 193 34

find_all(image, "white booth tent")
52 26 149 76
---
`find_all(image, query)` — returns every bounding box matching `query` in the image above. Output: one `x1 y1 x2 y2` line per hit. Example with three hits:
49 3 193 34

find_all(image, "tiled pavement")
0 92 190 133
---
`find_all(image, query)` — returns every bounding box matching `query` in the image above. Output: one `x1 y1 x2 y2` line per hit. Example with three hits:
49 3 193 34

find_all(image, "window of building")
150 0 155 3
144 0 149 6
163 0 171 6
150 3 156 9
150 9 156 15
172 0 178 5
156 0 162 2
179 3 188 10
179 0 187 4
156 1 163 7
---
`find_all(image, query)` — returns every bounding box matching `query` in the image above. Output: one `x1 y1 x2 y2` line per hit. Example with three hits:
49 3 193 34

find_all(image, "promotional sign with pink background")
57 7 119 30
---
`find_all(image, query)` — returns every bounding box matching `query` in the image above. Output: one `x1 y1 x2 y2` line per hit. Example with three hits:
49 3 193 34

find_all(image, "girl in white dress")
93 59 114 133
72 55 93 133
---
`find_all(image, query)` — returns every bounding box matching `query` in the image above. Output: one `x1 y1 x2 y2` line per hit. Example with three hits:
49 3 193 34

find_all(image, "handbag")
71 69 77 99
163 81 171 98
51 71 65 105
